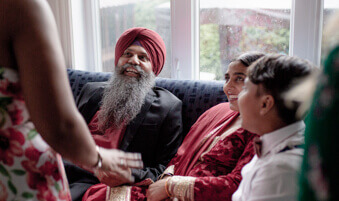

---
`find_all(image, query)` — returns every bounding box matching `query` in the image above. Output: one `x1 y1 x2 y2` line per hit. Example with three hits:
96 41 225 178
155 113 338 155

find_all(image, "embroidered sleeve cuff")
168 176 196 201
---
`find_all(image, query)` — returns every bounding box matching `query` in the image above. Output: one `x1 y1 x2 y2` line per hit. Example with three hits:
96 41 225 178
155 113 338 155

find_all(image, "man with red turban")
64 27 183 201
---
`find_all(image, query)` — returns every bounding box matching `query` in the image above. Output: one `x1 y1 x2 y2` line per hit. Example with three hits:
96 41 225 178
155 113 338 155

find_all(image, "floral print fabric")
0 68 71 201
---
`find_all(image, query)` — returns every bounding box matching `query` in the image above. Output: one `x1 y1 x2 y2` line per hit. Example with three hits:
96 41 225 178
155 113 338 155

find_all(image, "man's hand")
95 168 133 187
146 179 169 201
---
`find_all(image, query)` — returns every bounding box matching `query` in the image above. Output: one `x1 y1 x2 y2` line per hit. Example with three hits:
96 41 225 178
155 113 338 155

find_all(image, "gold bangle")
165 177 172 198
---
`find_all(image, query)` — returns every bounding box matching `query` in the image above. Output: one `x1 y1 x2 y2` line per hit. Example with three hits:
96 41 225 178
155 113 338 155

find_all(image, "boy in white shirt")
232 54 316 201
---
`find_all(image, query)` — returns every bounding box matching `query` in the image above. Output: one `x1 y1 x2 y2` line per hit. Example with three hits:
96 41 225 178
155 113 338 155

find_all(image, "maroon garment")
88 110 126 149
131 102 257 201
83 103 256 201
169 103 238 176
115 27 166 76
192 128 256 201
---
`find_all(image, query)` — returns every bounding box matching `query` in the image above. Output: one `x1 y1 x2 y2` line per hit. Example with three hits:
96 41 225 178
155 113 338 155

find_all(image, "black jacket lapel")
81 88 104 124
119 90 156 151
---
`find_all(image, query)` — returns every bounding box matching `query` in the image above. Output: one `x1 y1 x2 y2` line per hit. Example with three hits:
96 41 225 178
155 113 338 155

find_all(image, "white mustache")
120 63 145 75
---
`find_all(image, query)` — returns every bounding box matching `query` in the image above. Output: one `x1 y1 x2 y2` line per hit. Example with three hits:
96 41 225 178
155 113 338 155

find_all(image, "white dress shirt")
232 121 305 201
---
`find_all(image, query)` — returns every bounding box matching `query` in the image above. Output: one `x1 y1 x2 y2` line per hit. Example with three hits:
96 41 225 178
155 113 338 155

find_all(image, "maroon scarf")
88 110 126 149
82 103 238 201
171 103 239 176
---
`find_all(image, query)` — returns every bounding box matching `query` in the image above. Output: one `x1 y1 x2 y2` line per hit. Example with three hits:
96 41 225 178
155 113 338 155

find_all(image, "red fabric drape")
81 111 126 201
88 111 126 149
169 102 238 175
115 27 166 76
82 184 107 201
83 103 242 201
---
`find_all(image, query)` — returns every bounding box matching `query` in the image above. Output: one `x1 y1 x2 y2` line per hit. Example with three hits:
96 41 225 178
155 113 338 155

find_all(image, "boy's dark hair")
248 54 315 124
236 52 266 67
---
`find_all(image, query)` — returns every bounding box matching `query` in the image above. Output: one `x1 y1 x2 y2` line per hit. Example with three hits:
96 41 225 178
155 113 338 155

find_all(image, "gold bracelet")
165 177 172 198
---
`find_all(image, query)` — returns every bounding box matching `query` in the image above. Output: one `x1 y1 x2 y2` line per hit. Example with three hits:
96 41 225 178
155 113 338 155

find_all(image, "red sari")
85 103 257 201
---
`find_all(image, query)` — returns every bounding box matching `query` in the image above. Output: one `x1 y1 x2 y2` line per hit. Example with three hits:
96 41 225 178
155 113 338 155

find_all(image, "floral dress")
0 67 71 201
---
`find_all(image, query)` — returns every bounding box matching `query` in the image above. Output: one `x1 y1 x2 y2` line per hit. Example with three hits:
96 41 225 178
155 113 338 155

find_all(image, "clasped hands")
147 178 170 201
93 148 170 201
96 148 143 187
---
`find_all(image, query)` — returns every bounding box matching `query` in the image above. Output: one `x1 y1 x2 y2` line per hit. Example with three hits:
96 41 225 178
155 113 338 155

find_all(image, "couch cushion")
154 78 227 135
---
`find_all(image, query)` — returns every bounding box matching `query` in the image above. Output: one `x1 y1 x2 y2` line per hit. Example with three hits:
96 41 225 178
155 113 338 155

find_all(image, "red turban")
115 27 166 76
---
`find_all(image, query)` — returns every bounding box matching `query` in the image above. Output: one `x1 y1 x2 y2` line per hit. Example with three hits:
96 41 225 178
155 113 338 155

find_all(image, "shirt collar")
260 120 305 156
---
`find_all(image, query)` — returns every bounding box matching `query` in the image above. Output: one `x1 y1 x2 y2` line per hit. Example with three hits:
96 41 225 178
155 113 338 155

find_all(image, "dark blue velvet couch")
67 69 228 136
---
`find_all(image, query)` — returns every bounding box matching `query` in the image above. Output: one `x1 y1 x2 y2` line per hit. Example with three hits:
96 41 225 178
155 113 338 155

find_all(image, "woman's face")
223 61 248 111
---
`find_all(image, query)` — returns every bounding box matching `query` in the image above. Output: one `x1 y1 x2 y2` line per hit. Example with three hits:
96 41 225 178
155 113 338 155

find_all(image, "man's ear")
259 95 274 116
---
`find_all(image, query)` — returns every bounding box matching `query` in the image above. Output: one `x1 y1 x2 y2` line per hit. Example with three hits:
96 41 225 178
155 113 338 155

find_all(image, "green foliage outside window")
200 24 222 80
241 26 289 55
134 0 168 30
199 25 289 80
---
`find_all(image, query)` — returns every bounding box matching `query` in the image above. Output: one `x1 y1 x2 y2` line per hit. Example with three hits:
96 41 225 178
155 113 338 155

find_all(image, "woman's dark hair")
235 52 266 67
248 54 316 124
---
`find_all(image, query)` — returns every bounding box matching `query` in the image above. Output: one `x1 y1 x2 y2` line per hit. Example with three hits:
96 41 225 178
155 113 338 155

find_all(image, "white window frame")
171 0 200 79
290 0 323 66
49 0 324 79
69 0 102 71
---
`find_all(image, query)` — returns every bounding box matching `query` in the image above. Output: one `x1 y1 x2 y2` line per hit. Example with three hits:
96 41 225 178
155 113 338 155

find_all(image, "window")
49 0 328 80
199 0 291 80
99 0 171 78
321 0 339 62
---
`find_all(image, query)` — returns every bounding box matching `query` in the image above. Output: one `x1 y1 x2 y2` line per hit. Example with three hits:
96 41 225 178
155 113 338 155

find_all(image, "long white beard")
98 64 155 131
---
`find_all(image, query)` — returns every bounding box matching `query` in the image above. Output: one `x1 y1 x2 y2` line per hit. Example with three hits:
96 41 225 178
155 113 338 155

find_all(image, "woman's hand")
99 148 143 183
146 179 169 201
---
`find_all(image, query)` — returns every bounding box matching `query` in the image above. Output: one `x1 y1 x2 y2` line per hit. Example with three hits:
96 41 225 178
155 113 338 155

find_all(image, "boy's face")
238 78 263 135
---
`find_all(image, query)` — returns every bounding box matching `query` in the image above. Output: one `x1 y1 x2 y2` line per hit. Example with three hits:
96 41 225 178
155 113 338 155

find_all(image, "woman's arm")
11 0 98 167
8 0 142 173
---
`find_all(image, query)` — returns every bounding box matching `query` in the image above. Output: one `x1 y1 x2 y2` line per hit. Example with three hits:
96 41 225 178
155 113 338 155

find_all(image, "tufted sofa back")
67 69 228 136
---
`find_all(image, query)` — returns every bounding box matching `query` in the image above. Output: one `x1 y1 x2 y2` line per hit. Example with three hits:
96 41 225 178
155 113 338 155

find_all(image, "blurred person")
0 0 143 200
232 54 316 201
64 27 183 201
83 52 265 201
298 11 339 201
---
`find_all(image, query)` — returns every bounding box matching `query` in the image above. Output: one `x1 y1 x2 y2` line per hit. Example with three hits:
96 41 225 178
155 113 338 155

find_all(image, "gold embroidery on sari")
199 117 241 161
106 186 131 201
168 176 196 201
158 165 175 180
165 165 175 175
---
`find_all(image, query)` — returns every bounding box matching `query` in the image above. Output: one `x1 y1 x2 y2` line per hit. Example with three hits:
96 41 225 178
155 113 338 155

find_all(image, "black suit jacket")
65 82 183 201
